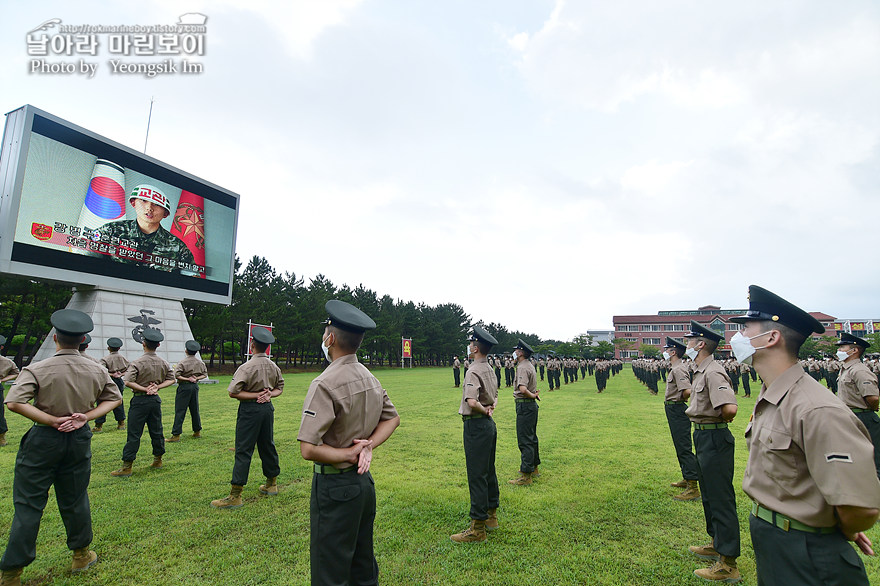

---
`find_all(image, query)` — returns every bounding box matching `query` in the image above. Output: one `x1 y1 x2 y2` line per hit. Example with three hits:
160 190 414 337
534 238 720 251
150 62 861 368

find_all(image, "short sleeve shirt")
513 359 537 399
743 364 880 527
459 357 497 415
453 358 461 369
124 352 175 386
5 349 121 416
685 356 736 423
0 355 20 380
228 353 283 395
100 352 130 376
174 354 208 380
838 361 880 410
664 361 692 401
298 354 397 452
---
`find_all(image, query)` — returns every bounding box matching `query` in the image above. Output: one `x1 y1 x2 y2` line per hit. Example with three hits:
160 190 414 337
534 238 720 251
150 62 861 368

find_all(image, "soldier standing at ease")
510 339 540 486
94 337 128 433
212 327 283 508
538 356 545 381
683 321 740 583
739 362 751 398
493 355 502 389
111 329 174 477
733 285 880 585
0 310 121 586
299 301 400 583
0 336 20 447
453 355 461 387
450 326 500 543
166 340 208 443
78 334 101 364
836 332 880 479
663 338 699 502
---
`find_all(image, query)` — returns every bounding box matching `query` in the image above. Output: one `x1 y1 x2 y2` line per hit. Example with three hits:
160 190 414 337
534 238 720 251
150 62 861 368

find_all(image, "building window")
617 325 639 332
642 325 660 332
672 324 686 331
644 338 661 345
727 323 742 331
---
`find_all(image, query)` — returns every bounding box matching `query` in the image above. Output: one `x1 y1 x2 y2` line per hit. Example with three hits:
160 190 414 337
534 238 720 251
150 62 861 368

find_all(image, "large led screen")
0 105 238 304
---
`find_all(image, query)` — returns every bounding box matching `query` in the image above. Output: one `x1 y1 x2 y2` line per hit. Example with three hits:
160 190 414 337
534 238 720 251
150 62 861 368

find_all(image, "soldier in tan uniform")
452 355 461 387
298 301 399 585
683 321 741 583
510 339 540 486
166 339 208 442
451 325 500 543
732 285 880 585
111 328 174 477
94 337 128 432
0 336 20 447
212 327 284 508
0 310 121 586
835 332 880 478
77 334 101 364
663 338 699 501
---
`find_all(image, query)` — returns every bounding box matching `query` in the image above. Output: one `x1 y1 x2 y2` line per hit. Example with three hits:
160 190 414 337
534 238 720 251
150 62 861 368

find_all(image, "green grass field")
0 365 878 585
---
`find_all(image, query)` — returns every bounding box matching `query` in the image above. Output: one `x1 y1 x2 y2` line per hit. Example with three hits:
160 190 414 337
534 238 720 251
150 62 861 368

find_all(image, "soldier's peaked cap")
107 337 123 349
515 339 534 354
663 337 687 351
836 332 870 349
81 333 92 345
142 328 164 343
468 325 498 347
251 326 275 345
51 309 94 337
324 300 376 333
683 320 723 343
185 340 202 352
730 285 824 338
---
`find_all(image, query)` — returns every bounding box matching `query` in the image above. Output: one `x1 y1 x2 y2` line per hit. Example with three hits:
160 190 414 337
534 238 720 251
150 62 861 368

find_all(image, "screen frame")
0 104 238 305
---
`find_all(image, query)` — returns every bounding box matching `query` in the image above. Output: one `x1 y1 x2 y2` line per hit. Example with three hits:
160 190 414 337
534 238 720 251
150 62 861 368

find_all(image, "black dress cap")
837 332 870 349
515 339 534 354
251 326 275 345
324 300 376 333
107 337 123 349
185 340 202 352
142 328 164 343
682 320 724 343
729 285 824 338
663 337 687 352
51 309 94 337
468 325 498 347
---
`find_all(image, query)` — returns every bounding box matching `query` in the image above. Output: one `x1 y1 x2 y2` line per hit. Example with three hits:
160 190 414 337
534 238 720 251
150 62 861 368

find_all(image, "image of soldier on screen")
92 184 200 276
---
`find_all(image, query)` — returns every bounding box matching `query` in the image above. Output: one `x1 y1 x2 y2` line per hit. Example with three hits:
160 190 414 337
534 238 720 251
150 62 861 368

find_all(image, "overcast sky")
2 1 878 340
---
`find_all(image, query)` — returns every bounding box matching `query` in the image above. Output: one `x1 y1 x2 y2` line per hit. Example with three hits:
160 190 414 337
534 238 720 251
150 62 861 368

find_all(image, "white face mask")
662 351 670 360
836 349 851 362
729 330 772 365
321 335 332 362
685 346 699 360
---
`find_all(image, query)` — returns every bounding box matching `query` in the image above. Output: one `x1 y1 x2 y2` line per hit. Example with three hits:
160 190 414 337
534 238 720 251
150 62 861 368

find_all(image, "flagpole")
144 97 155 154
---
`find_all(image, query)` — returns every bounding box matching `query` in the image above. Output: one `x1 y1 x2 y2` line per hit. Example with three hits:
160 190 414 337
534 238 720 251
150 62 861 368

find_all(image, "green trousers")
0 426 93 570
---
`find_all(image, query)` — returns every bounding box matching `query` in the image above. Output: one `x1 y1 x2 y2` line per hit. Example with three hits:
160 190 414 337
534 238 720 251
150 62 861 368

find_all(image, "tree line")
0 255 612 369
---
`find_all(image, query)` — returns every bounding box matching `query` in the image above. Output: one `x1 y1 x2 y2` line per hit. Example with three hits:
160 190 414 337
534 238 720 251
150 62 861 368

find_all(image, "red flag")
170 190 206 278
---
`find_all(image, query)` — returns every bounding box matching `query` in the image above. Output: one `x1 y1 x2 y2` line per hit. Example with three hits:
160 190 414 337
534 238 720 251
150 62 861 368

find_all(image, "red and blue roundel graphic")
85 161 126 220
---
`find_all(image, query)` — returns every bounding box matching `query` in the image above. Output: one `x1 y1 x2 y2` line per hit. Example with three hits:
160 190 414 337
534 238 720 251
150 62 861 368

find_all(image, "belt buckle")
782 517 790 532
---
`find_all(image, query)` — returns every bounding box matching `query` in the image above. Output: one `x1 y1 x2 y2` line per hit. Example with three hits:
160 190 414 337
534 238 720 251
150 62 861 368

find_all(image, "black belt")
313 463 356 475
664 400 686 405
462 413 487 420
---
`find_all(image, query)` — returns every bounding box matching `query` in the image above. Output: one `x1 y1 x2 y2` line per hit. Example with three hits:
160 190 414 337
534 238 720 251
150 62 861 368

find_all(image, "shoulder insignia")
825 453 853 463
303 410 316 418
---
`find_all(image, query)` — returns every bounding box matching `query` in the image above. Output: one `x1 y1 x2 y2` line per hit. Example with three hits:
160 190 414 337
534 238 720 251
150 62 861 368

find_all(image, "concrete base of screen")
33 287 195 366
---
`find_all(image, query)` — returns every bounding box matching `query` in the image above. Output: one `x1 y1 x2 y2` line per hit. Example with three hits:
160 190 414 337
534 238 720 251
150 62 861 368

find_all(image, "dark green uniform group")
0 310 122 579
